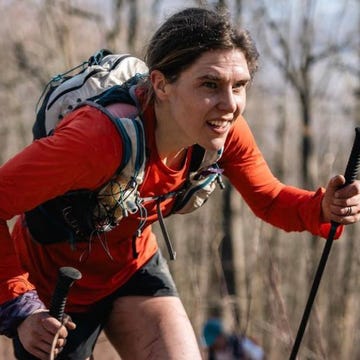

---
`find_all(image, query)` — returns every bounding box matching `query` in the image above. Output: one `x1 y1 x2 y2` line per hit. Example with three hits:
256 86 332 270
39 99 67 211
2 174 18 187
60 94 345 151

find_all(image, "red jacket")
0 89 342 312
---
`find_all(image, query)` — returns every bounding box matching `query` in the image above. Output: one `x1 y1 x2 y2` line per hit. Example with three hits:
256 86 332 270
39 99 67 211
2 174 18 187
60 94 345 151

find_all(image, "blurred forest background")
0 0 359 359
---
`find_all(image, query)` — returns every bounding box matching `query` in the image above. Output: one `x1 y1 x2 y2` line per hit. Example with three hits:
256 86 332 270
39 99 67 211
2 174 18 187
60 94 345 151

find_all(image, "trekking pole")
48 267 82 360
49 266 82 321
15 267 82 360
289 127 360 360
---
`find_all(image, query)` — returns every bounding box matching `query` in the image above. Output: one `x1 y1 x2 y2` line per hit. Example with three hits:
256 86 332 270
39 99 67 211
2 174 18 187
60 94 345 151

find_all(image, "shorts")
13 250 178 360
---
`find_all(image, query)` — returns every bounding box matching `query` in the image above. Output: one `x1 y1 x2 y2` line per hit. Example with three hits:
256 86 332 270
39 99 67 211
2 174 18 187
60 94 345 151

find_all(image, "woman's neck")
154 103 189 170
160 148 188 170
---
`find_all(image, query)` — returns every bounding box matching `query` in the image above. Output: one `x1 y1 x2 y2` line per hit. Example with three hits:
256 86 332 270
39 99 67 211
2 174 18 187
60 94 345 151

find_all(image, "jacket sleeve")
0 106 123 312
221 117 343 239
0 220 45 337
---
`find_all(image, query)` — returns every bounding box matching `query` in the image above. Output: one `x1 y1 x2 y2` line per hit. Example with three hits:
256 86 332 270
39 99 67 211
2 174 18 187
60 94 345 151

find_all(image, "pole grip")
343 127 360 185
49 267 82 322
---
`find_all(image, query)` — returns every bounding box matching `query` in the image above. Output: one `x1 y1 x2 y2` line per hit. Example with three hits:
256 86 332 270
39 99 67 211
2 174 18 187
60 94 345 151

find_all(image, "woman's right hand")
17 309 76 360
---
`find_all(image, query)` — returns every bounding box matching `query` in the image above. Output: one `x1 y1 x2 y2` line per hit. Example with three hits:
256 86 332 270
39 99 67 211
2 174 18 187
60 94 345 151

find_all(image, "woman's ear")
150 70 168 101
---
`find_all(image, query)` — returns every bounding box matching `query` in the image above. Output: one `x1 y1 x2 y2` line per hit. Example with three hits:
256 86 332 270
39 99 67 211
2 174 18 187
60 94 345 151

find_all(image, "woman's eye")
203 81 217 89
233 81 248 91
232 86 242 94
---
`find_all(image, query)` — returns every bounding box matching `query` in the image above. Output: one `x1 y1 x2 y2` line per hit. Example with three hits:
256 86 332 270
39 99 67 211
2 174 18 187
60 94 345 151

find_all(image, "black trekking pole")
289 127 360 360
49 266 82 321
14 267 82 360
47 267 82 360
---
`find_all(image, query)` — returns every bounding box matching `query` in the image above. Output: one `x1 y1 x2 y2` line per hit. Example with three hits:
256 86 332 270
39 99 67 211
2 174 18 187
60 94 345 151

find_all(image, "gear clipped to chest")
92 174 141 232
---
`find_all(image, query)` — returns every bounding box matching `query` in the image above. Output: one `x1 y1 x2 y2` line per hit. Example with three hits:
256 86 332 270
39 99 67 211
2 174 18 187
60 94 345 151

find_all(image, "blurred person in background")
202 318 265 360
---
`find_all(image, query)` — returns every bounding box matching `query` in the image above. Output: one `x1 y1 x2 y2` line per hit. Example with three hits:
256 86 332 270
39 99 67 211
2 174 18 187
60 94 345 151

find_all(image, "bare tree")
256 0 355 189
249 1 360 358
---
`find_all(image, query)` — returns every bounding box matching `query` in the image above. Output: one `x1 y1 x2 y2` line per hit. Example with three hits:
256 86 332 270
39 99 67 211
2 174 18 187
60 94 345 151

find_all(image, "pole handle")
343 127 360 185
49 267 82 322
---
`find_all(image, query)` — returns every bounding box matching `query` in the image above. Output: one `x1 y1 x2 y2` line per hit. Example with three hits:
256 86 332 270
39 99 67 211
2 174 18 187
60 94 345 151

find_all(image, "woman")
0 7 359 360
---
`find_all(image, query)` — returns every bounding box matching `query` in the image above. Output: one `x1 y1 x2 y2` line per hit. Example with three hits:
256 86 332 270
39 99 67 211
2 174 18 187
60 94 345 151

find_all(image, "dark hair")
142 7 259 103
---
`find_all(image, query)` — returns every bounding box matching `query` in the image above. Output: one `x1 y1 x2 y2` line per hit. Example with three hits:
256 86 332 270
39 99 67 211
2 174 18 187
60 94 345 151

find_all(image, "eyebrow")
198 74 222 81
198 74 251 83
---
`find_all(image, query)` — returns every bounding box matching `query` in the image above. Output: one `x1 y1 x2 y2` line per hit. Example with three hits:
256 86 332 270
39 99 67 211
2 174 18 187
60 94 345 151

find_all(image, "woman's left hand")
322 175 360 224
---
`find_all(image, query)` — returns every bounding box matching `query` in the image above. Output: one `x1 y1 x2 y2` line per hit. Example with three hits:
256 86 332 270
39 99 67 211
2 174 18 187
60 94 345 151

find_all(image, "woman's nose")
217 89 239 113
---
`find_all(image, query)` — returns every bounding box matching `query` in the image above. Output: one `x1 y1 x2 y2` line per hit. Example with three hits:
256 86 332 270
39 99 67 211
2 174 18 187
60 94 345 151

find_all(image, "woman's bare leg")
104 296 202 360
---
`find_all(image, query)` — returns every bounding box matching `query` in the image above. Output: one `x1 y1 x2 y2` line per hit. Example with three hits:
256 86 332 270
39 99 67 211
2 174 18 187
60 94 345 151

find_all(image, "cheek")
181 98 210 121
240 98 246 115
237 91 247 114
174 91 199 112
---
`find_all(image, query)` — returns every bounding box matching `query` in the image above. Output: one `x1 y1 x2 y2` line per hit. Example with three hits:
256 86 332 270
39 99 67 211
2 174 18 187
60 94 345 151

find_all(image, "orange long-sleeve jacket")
0 90 342 315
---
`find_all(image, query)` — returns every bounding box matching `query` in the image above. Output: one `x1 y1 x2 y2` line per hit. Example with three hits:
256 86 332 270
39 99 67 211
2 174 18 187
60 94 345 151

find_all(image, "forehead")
185 49 250 80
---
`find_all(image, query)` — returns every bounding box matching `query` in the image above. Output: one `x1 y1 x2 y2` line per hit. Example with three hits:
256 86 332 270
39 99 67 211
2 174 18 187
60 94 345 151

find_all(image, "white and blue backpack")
25 50 225 259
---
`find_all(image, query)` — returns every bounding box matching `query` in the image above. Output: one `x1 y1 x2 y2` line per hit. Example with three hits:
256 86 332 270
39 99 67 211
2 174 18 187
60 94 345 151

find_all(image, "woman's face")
154 48 251 151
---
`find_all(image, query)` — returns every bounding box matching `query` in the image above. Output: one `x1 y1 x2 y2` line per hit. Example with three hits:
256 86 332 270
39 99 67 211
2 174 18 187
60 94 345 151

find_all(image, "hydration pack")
25 50 225 259
33 49 148 139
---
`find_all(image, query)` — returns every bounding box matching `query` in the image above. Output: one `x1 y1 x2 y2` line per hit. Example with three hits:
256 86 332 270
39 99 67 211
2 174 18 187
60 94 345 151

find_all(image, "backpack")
25 49 225 259
33 49 148 139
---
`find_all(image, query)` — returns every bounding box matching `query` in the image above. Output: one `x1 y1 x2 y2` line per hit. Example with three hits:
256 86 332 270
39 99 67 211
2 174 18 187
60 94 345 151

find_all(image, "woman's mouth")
207 119 231 133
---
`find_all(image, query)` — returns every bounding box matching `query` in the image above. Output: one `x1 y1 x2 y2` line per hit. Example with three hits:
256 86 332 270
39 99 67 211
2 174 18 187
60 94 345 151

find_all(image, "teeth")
208 120 229 127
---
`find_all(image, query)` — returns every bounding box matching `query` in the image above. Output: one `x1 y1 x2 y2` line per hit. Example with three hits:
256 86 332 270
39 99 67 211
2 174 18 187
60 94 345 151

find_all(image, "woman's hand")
17 309 76 360
322 175 360 224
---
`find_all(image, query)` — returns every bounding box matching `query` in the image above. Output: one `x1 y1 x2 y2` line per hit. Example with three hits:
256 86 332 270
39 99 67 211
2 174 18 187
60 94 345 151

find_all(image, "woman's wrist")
0 290 46 338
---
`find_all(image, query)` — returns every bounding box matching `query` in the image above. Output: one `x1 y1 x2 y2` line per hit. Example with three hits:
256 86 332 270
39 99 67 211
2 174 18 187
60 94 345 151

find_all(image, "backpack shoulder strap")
81 100 146 183
187 144 223 181
171 145 224 214
189 144 206 172
93 75 145 109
